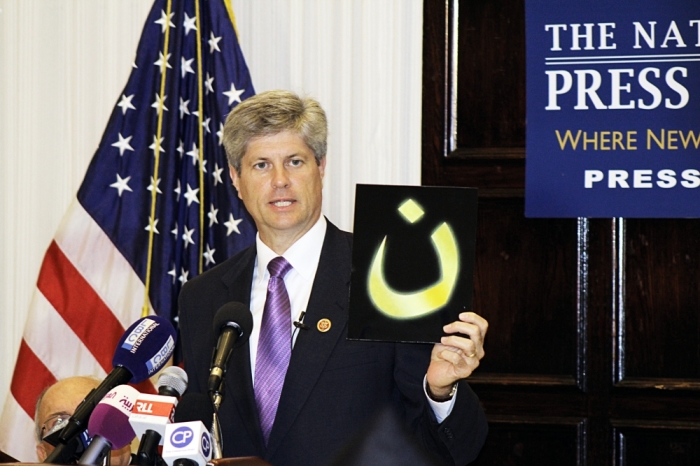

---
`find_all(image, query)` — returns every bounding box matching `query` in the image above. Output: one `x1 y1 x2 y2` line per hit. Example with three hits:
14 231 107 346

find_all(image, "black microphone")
45 316 177 464
41 430 91 465
294 311 310 330
132 430 163 466
207 303 253 393
173 393 214 426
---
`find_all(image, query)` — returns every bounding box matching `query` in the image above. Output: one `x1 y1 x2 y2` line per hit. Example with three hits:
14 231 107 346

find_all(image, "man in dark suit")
179 90 489 465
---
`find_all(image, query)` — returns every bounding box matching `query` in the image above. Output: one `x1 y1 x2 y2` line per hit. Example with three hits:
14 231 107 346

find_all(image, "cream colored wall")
0 0 422 414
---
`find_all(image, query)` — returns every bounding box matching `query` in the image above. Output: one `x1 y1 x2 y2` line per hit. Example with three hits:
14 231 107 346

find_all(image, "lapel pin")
317 318 331 332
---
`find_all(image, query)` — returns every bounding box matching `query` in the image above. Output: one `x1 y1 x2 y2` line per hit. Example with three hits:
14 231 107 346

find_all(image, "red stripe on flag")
37 241 125 373
11 340 57 419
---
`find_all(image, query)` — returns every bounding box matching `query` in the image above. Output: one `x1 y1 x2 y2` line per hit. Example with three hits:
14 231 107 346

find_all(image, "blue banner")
525 0 700 217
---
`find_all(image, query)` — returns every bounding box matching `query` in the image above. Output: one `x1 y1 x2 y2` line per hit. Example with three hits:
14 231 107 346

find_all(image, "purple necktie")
255 256 293 445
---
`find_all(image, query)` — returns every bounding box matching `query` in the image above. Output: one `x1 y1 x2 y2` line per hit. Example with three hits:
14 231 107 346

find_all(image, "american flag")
0 0 255 460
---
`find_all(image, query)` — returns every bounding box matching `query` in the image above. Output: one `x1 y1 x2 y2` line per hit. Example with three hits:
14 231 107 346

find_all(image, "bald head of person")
34 376 132 464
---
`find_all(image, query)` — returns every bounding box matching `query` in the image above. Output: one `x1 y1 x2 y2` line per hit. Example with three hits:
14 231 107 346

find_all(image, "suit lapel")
265 223 352 457
220 246 267 453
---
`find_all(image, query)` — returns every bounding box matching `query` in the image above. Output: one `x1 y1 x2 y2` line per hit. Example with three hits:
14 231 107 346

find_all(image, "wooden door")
422 1 700 464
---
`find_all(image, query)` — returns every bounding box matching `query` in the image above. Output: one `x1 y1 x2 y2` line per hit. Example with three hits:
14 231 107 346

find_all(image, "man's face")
230 130 325 253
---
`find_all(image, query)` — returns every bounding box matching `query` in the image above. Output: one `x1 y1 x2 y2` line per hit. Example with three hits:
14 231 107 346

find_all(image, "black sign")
348 185 478 343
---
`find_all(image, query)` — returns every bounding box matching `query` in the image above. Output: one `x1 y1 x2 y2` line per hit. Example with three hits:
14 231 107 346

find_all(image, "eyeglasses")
40 413 71 441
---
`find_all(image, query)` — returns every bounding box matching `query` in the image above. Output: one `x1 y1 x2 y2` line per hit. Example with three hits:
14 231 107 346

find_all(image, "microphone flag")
130 393 178 444
0 0 256 461
87 385 141 450
162 422 212 466
78 385 141 466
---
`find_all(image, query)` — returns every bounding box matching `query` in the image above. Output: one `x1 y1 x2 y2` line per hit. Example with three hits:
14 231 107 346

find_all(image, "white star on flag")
179 98 190 119
203 244 216 266
225 213 243 235
148 176 162 194
181 57 195 78
154 51 172 73
152 93 168 112
186 143 199 166
150 135 166 155
182 226 196 247
205 73 215 94
155 9 175 33
217 122 224 145
223 82 245 105
145 219 160 234
208 204 219 226
111 133 134 156
110 174 133 196
209 32 222 53
212 163 224 185
117 94 136 114
183 12 197 35
184 184 200 206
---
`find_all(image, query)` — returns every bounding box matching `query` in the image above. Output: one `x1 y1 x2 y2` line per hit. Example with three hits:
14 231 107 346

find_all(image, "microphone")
41 430 91 465
46 316 177 463
157 366 188 397
207 302 253 393
129 429 163 466
294 310 310 330
132 430 162 466
129 393 176 444
78 385 140 465
161 422 212 466
130 367 189 466
173 393 217 461
173 393 214 426
130 366 188 444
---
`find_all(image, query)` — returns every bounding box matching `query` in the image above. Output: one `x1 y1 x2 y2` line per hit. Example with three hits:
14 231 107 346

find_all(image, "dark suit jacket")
178 220 488 465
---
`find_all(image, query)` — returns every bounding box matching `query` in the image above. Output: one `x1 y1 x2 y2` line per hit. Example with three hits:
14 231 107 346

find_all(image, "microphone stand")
209 381 225 460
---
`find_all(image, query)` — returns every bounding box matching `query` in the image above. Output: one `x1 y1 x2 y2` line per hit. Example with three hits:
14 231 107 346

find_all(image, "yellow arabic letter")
368 222 459 319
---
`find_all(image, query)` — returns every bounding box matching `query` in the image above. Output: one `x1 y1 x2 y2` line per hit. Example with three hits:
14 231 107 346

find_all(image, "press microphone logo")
201 432 211 458
100 387 134 411
145 335 175 374
170 426 195 448
122 318 160 353
118 395 135 412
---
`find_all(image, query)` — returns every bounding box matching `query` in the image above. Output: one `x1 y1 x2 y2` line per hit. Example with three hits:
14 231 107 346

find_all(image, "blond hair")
223 90 327 173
